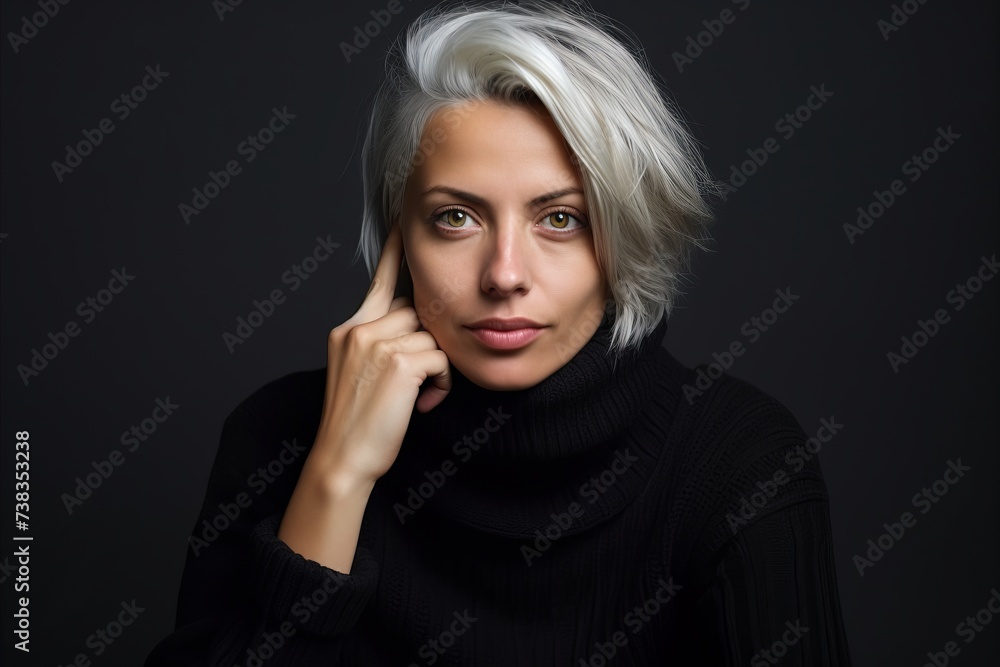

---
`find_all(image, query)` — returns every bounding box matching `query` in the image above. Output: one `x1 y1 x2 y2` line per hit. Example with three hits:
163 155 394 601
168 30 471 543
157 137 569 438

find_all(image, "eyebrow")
419 185 583 207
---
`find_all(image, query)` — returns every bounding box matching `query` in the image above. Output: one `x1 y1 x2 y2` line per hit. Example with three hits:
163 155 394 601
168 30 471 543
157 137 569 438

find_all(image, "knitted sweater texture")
146 314 852 665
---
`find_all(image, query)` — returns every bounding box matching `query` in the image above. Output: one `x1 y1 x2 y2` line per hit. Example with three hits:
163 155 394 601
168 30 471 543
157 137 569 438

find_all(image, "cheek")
402 237 431 295
407 252 438 299
545 247 604 302
407 255 463 330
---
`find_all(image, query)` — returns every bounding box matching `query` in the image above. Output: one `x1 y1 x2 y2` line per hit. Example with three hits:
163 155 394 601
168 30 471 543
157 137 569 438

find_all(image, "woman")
147 1 852 664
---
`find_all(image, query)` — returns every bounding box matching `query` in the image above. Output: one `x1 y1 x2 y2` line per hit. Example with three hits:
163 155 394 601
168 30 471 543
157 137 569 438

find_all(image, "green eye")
430 207 587 234
444 210 467 227
543 209 586 231
550 212 571 228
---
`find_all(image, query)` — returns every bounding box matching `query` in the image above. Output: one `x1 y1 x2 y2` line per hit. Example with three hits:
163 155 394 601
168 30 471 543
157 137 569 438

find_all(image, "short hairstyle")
354 0 722 354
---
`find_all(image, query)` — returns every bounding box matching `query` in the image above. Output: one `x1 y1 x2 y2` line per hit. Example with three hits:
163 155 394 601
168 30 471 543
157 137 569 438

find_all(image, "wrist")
300 455 376 501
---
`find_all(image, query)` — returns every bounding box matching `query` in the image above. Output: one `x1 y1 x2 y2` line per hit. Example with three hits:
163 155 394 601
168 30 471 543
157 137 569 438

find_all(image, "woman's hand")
310 220 452 485
278 221 451 572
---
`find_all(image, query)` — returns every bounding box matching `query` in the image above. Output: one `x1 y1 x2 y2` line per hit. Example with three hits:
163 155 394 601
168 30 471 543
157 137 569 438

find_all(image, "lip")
466 317 545 330
464 318 548 350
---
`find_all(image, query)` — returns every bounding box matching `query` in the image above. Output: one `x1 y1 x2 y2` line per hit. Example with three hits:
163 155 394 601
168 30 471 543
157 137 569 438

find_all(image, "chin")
451 353 548 391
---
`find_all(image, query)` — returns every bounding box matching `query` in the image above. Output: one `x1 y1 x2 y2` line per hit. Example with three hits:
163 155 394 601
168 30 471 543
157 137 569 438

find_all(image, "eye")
428 206 588 234
430 208 477 232
540 208 587 232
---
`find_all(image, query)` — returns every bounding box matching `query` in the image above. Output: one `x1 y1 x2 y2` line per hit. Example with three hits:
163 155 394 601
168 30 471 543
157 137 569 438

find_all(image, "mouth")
463 318 548 350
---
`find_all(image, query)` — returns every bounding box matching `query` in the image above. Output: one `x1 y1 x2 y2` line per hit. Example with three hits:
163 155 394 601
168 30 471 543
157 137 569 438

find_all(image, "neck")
384 312 678 538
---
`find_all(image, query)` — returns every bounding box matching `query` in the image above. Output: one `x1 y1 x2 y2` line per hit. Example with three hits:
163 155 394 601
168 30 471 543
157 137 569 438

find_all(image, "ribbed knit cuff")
250 513 379 638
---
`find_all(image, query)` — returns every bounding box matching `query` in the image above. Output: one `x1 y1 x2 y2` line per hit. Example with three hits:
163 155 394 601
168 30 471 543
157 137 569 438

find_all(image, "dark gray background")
1 0 997 665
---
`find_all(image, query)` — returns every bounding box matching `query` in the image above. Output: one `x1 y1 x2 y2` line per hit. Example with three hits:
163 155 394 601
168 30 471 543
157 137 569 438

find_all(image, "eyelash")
427 206 589 235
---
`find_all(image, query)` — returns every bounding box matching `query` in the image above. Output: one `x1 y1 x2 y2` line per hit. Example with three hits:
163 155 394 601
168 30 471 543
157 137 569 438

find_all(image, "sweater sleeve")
144 398 380 666
692 498 854 666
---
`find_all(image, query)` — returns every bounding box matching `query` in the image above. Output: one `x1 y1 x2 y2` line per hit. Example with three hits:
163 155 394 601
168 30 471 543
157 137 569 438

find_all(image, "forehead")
411 100 582 189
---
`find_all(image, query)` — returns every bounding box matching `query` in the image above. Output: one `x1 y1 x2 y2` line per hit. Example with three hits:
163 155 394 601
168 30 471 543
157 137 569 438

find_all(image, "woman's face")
400 99 609 391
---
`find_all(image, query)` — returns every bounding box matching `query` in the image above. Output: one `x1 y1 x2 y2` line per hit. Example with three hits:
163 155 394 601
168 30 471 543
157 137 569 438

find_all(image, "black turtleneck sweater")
145 314 853 665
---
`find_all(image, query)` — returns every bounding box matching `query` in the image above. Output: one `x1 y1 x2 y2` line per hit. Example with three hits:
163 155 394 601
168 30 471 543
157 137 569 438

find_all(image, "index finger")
355 221 404 323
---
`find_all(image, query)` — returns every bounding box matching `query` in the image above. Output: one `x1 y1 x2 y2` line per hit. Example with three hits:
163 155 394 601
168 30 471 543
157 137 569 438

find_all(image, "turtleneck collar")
383 311 677 539
409 311 667 460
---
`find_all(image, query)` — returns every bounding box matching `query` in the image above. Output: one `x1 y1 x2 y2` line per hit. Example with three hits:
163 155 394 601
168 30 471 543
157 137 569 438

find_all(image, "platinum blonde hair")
354 0 722 354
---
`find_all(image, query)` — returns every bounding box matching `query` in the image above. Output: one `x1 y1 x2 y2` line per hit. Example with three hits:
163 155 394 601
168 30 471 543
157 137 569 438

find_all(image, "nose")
481 215 531 297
